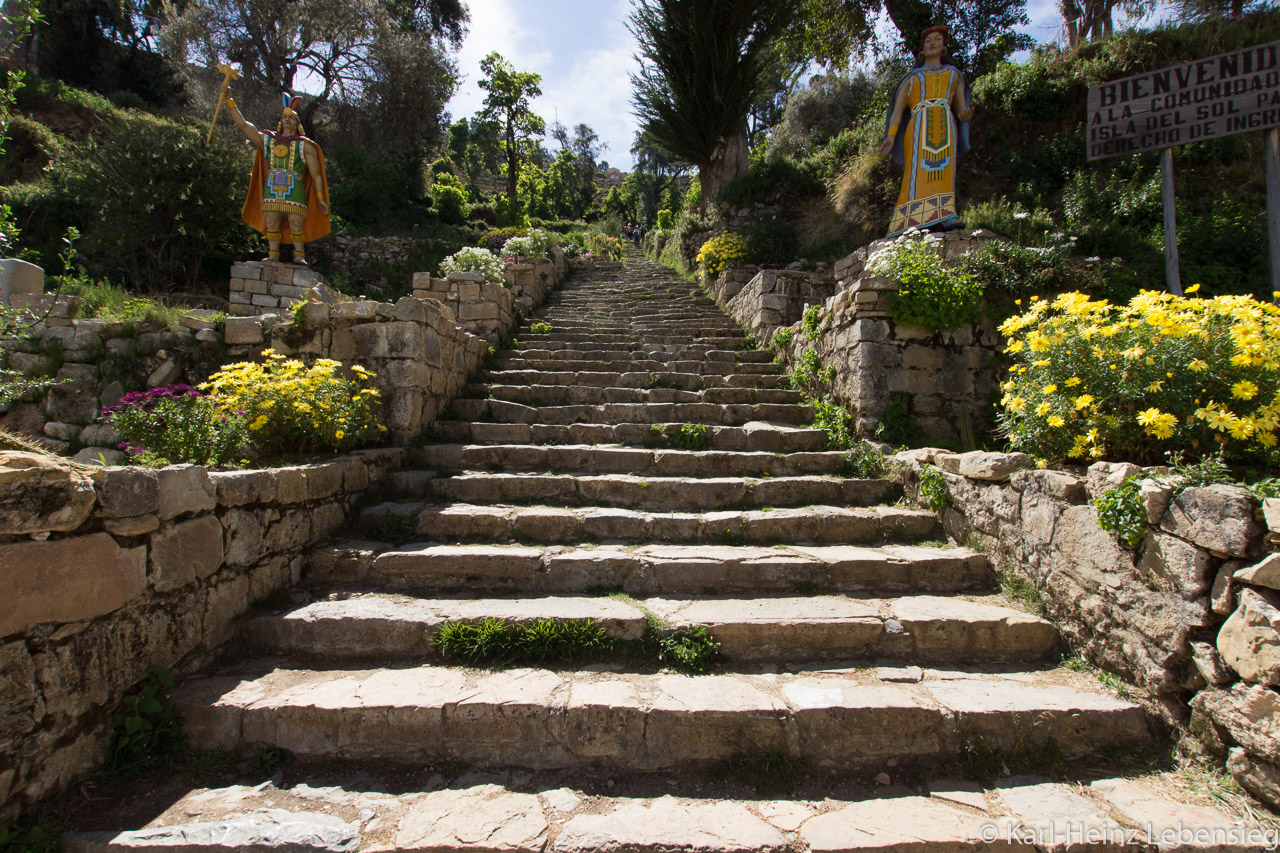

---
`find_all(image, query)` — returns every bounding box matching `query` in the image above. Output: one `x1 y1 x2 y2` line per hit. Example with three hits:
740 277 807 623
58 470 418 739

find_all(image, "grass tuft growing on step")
954 730 1064 785
719 748 806 793
0 807 68 853
434 617 616 665
652 624 720 674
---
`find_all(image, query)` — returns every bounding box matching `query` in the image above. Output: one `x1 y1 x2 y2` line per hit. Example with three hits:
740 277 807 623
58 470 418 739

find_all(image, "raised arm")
222 85 265 149
879 84 909 156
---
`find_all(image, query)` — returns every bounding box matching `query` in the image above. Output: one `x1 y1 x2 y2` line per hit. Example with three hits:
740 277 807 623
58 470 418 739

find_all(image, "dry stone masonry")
708 230 1004 444
0 448 402 811
897 449 1280 811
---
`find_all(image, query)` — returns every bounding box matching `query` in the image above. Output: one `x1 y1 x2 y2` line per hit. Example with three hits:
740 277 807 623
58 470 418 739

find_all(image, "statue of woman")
879 26 973 237
222 89 331 265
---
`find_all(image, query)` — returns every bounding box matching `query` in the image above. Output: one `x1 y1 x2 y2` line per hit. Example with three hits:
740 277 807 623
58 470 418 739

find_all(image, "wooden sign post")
1087 40 1280 296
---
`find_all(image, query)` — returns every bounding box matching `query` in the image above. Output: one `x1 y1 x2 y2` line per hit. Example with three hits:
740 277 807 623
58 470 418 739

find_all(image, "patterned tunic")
261 134 310 215
887 66 963 237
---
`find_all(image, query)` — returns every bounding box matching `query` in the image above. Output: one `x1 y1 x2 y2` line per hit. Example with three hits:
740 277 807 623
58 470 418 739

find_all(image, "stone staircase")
66 256 1270 851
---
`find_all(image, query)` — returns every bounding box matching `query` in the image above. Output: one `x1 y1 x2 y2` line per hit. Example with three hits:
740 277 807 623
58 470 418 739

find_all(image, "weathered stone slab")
63 809 359 852
801 796 1004 851
646 675 788 763
890 596 1057 661
781 679 943 764
995 778 1126 852
156 465 216 520
96 467 159 519
1216 587 1280 685
396 785 548 852
1161 484 1261 558
554 797 787 853
0 451 96 534
1234 553 1280 592
1226 747 1280 812
1190 682 1280 764
150 515 226 593
0 533 144 636
1092 776 1267 851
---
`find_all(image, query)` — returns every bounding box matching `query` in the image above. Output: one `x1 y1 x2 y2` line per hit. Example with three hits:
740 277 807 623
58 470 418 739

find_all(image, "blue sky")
444 0 1167 170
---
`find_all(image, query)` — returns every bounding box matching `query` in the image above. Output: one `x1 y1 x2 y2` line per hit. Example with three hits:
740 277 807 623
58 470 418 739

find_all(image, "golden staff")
206 63 242 143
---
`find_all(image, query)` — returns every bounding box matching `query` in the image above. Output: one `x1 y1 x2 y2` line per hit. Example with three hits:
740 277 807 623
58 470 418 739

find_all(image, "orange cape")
242 136 331 242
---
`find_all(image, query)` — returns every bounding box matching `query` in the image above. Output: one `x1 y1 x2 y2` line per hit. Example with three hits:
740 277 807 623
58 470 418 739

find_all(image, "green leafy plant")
652 625 719 673
529 321 552 334
841 442 887 478
106 667 184 773
870 233 982 332
802 304 827 341
810 396 854 451
0 810 65 853
877 391 920 447
769 328 794 349
433 618 616 665
721 748 805 793
671 423 709 450
103 385 247 467
248 745 294 776
918 464 949 512
1095 477 1148 547
503 228 553 259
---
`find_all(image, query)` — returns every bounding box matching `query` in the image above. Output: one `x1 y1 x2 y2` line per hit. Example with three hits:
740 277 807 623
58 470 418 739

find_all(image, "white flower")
1013 212 1030 220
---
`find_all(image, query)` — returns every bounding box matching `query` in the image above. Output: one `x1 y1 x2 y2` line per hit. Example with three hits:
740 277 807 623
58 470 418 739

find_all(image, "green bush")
328 146 420 229
432 182 469 224
717 157 825 207
440 246 504 283
503 228 553 259
745 218 799 267
870 234 983 332
103 385 247 467
998 290 1280 465
919 465 949 512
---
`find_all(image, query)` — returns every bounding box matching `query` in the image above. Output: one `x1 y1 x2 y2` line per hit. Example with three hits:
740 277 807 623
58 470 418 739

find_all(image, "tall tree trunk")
506 120 518 206
697 126 749 211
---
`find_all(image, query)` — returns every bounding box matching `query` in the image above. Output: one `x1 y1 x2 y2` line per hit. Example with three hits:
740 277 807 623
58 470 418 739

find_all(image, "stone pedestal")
0 257 44 306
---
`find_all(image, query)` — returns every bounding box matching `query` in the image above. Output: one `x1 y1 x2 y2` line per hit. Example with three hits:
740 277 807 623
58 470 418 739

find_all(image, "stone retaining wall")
0 447 403 815
0 312 228 464
227 262 328 317
706 230 1003 445
897 449 1280 808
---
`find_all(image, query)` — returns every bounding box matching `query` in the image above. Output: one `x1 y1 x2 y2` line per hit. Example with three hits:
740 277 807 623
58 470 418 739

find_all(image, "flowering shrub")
503 228 553 259
998 288 1280 465
103 385 246 467
695 233 748 279
868 233 982 332
200 352 384 456
440 246 504 283
586 233 624 261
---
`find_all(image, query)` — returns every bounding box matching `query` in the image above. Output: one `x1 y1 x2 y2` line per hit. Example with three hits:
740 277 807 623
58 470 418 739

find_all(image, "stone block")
0 451 97 535
202 573 249 648
1138 531 1215 599
229 263 261 280
156 464 216 520
222 508 265 568
0 533 145 636
146 357 184 388
224 317 265 345
251 294 279 307
65 810 358 853
245 279 270 295
1163 485 1264 558
1227 747 1280 810
150 515 225 592
1217 587 1280 685
1191 682 1280 764
1235 553 1280 592
97 466 159 519
209 470 277 506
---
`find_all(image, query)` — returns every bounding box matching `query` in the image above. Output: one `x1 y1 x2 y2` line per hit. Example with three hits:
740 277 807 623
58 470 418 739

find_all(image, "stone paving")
70 256 1274 850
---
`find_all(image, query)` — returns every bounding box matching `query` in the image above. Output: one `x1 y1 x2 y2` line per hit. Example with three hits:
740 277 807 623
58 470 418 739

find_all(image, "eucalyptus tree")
629 0 800 209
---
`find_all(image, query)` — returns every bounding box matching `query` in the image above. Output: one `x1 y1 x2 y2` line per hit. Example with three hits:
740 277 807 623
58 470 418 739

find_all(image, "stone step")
461 384 804 407
479 369 790 391
444 399 814 427
246 593 1058 664
504 340 775 363
492 356 783 376
421 472 891 511
307 542 992 596
360 502 936 546
428 421 828 452
412 444 880 479
174 665 1149 771
63 776 1268 853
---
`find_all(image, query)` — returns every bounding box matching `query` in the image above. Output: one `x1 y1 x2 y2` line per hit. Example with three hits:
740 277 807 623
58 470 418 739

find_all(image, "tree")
477 51 544 222
630 0 800 209
568 123 605 218
158 0 465 136
785 0 1031 75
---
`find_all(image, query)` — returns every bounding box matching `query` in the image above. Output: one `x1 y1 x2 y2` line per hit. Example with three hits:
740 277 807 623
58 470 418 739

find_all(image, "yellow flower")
1259 431 1278 448
1036 402 1051 416
1043 384 1058 395
1073 394 1095 411
1047 415 1065 428
1137 408 1176 439
1227 417 1254 440
1007 396 1027 413
1065 377 1082 387
1147 380 1164 392
1198 405 1232 431
335 430 345 440
1231 380 1259 401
